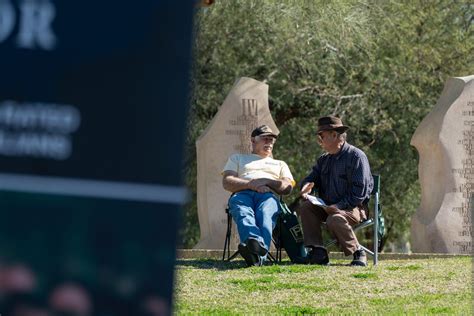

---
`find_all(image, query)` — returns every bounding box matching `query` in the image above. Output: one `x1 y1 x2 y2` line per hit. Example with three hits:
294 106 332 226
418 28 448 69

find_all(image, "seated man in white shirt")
222 125 294 266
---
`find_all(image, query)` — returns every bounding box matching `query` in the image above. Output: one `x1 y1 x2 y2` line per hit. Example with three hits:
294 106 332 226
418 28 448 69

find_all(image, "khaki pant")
296 200 367 256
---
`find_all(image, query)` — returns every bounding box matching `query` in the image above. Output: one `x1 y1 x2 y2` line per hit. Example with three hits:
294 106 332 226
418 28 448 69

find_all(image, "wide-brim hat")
251 125 278 138
317 116 349 133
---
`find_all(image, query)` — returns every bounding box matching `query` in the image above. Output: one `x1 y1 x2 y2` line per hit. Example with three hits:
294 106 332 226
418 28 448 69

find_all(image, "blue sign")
0 1 194 314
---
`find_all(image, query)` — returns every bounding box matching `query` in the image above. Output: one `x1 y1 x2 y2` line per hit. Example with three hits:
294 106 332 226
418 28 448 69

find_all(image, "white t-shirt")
222 153 294 185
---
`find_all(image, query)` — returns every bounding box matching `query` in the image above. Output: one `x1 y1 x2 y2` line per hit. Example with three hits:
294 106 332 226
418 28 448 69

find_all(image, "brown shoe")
308 247 329 265
351 249 367 266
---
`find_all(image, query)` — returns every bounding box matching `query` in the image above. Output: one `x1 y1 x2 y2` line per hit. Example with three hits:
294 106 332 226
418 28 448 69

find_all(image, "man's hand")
248 178 270 191
300 182 314 199
325 204 344 215
249 179 271 193
255 185 271 193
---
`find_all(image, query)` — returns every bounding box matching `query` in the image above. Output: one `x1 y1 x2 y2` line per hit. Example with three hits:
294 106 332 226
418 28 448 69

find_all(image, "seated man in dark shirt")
296 116 373 266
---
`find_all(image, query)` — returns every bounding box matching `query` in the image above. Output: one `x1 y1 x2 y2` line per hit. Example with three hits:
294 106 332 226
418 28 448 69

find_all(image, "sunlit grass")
174 257 472 315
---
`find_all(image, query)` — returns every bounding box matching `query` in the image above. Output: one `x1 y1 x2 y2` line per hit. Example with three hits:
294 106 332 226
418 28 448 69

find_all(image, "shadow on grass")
175 258 308 270
176 258 247 270
175 258 359 270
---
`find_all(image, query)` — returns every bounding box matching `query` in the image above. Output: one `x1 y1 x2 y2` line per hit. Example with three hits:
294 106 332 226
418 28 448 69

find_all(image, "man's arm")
222 170 251 193
300 160 321 190
299 159 321 199
222 171 271 193
300 182 314 199
245 177 293 195
334 153 373 210
222 171 292 195
261 178 293 195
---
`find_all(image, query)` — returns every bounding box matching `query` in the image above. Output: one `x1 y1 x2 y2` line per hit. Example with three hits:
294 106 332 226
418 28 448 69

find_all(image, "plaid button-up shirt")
302 142 373 210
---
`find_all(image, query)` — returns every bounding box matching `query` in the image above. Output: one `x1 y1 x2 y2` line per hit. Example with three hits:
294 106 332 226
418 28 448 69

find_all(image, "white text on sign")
0 0 57 50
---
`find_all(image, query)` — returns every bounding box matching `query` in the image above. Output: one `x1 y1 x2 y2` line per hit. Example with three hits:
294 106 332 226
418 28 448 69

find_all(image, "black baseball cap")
251 125 278 138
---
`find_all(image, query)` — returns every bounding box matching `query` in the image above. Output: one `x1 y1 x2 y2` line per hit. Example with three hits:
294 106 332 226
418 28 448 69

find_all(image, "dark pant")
296 200 367 256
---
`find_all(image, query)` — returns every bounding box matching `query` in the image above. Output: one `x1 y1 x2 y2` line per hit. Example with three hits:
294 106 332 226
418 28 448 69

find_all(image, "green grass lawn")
174 256 472 315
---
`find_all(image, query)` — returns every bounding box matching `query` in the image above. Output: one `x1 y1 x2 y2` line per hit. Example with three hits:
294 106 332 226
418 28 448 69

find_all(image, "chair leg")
222 232 228 261
276 245 281 263
359 245 374 256
227 250 240 261
223 209 233 261
224 205 284 264
267 251 276 263
275 214 282 263
373 193 380 266
223 209 242 262
270 233 281 264
278 215 283 262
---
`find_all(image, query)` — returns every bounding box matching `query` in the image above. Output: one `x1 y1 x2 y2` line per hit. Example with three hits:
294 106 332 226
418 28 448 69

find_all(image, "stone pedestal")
411 75 473 253
194 77 279 249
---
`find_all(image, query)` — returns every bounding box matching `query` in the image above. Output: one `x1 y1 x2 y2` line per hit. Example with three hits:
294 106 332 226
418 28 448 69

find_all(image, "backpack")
273 202 307 263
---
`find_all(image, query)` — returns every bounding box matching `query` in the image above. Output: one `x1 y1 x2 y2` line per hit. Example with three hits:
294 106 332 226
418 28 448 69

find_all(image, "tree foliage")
181 0 474 250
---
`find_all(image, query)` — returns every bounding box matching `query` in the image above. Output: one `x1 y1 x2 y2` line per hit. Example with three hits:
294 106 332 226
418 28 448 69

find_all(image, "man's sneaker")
351 249 367 266
308 247 329 265
246 238 268 256
238 243 259 267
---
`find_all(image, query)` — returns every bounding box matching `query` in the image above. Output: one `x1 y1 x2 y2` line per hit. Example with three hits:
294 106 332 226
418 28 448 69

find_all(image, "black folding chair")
222 199 283 263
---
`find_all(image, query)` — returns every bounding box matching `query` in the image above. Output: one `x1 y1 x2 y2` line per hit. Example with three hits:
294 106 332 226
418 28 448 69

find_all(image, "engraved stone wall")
411 75 473 253
194 77 279 249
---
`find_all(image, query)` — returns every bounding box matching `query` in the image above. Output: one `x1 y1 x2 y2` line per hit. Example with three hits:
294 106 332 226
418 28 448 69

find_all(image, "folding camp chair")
222 198 283 263
324 174 383 265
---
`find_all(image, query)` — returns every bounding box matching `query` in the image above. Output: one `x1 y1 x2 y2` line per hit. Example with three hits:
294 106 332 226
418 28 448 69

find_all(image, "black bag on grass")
273 202 307 263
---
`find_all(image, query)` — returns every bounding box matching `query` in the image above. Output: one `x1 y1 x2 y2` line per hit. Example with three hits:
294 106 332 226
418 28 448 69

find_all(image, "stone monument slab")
411 75 473 253
194 77 279 249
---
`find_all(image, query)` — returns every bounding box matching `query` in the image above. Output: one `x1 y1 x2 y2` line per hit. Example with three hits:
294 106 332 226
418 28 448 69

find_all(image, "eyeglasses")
317 131 338 141
317 132 327 141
